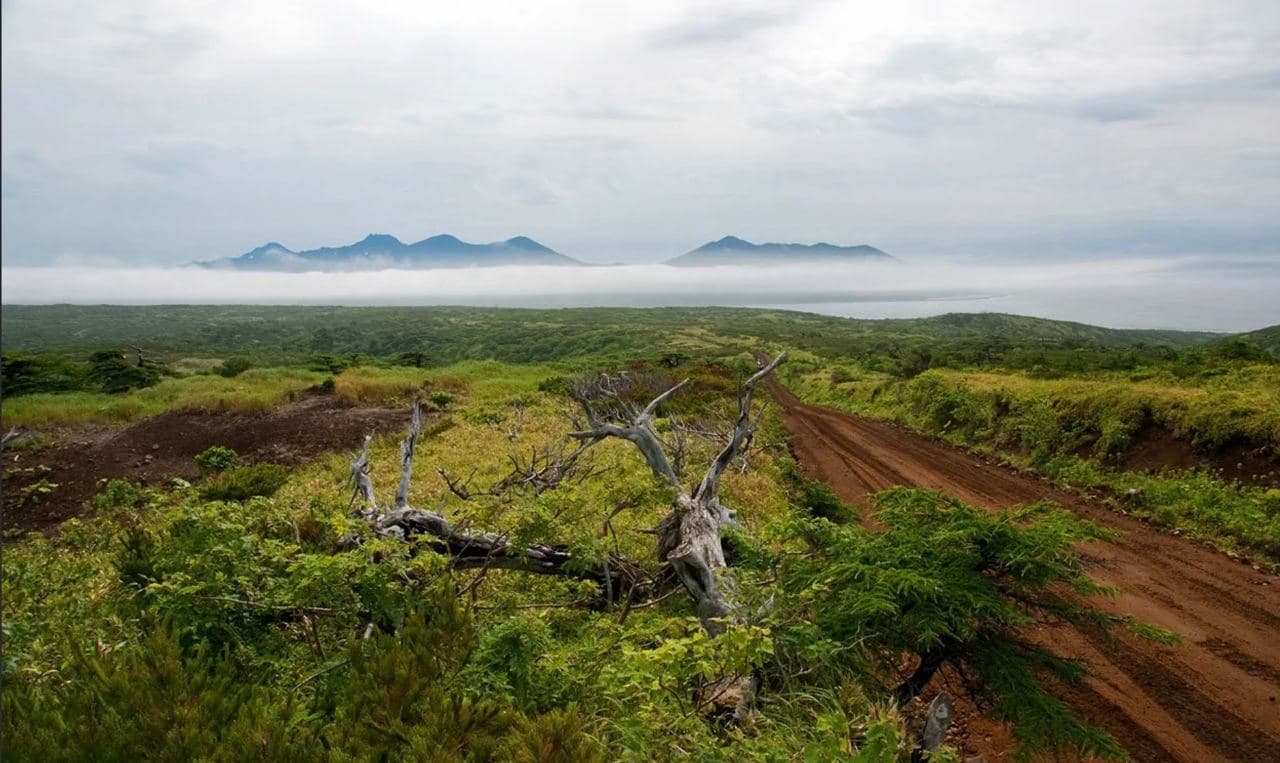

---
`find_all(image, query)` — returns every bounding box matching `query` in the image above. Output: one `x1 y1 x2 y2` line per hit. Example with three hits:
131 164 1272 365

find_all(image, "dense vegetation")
5 359 1141 760
3 306 1277 759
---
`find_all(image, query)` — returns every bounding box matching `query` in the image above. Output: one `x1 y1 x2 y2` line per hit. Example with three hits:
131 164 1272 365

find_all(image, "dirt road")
767 378 1280 762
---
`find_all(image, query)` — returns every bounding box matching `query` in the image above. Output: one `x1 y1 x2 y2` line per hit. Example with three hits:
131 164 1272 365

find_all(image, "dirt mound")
767 376 1280 762
3 393 412 534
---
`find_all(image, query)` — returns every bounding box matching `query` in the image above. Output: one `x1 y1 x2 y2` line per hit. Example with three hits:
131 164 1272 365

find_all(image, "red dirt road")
768 378 1280 762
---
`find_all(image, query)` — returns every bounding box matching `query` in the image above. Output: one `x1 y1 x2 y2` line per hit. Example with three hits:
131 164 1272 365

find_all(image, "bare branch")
568 376 689 489
349 434 377 515
438 466 484 500
346 405 652 602
394 399 423 510
640 378 691 420
438 438 599 500
694 352 786 501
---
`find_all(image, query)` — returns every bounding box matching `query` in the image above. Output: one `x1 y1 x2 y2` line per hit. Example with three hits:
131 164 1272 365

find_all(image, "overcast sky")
3 0 1278 265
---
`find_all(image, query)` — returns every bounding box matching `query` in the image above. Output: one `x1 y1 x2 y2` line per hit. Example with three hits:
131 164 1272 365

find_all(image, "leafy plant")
777 488 1124 760
194 445 238 474
94 478 144 512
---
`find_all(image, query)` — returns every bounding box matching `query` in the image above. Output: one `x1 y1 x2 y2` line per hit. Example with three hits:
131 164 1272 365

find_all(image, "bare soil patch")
1111 421 1279 487
767 376 1280 762
3 392 411 535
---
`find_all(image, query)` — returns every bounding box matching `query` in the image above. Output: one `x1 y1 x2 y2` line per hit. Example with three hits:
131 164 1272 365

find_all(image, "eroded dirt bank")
768 377 1280 763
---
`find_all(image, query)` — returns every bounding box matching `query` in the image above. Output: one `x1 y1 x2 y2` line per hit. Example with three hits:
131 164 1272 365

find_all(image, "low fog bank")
3 257 1278 333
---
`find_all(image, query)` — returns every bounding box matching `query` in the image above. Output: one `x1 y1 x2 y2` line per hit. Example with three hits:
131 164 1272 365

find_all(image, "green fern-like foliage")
777 487 1125 760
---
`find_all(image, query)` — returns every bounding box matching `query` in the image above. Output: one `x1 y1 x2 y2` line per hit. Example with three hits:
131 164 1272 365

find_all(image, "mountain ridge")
667 236 893 266
199 234 579 271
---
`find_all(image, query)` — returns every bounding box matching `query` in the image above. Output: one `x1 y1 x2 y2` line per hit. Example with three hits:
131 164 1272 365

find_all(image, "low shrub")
200 464 290 501
94 479 144 512
216 357 253 378
194 445 238 474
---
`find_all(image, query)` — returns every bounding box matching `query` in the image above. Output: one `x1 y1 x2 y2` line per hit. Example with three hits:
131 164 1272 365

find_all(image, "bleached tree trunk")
572 353 784 636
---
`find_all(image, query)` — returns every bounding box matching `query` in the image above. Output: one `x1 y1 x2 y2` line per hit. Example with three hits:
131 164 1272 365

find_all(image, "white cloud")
2 1 1278 265
4 256 1278 332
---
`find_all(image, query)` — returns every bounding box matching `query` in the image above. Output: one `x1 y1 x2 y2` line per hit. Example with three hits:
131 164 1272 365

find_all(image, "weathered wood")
571 355 785 633
922 692 954 751
346 413 646 600
394 400 422 510
569 376 689 489
438 439 599 500
350 352 787 720
349 434 377 515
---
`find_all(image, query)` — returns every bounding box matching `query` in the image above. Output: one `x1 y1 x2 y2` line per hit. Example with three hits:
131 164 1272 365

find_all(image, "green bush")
216 356 253 378
199 463 289 501
428 391 456 409
782 460 856 523
88 350 161 393
0 352 87 396
93 479 144 513
194 445 238 474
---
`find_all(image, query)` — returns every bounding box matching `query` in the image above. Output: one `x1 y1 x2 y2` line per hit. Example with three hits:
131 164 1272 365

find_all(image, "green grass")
1 368 325 427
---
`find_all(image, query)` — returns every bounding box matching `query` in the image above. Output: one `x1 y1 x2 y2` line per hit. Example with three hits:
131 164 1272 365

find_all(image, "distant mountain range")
198 234 580 271
198 233 893 271
667 236 893 266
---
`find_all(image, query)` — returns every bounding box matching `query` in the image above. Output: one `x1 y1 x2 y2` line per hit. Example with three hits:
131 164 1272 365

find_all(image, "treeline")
0 351 264 398
3 306 1273 384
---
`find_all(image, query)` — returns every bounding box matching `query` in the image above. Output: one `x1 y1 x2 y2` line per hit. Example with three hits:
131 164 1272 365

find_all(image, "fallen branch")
347 403 651 601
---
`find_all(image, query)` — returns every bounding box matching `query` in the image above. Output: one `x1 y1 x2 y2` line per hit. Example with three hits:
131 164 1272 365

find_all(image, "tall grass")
1 368 325 427
332 367 432 405
785 361 1280 562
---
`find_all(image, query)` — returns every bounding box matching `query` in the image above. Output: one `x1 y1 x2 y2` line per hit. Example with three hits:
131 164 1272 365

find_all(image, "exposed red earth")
767 376 1280 762
2 393 408 534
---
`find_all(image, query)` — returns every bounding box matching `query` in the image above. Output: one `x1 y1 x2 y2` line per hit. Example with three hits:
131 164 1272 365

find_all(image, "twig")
197 595 333 616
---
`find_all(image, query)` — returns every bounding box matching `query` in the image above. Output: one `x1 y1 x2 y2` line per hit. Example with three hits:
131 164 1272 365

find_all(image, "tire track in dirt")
767 377 1280 762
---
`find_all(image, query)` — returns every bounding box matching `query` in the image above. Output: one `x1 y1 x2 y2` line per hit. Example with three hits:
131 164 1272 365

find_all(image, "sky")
2 0 1279 265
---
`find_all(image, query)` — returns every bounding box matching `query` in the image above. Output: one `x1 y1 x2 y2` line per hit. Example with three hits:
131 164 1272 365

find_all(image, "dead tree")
569 353 785 638
437 438 601 500
348 354 786 718
347 401 644 599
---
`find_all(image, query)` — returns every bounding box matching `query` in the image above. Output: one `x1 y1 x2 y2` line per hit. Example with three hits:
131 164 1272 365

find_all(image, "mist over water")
3 255 1278 333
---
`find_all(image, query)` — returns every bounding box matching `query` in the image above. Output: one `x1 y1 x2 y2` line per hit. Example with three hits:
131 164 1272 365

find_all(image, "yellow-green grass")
943 367 1280 447
784 361 1280 561
331 361 567 407
280 367 792 568
790 364 1280 452
1 368 326 428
